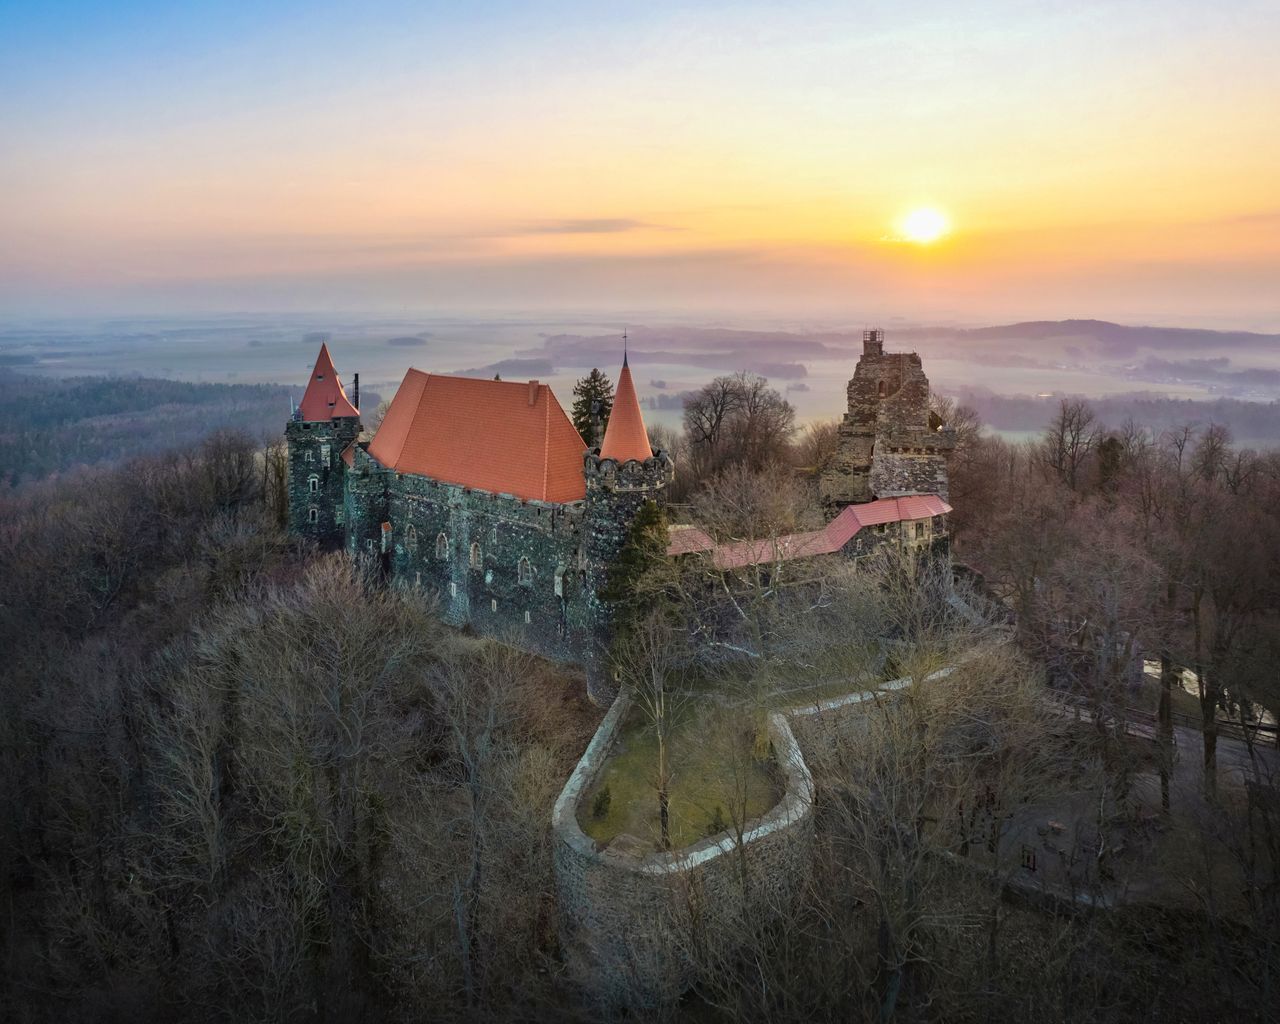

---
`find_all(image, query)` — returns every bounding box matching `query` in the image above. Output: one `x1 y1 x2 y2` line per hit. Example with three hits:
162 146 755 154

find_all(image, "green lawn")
579 702 782 851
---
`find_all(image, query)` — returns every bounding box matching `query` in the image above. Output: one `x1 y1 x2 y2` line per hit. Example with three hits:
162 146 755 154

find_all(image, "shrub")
591 785 612 820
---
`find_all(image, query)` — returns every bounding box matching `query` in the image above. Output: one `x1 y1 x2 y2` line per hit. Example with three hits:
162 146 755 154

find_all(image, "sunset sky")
2 1 1277 325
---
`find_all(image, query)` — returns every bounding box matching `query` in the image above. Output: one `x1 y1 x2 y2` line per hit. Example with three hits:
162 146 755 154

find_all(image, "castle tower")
819 329 954 508
582 353 674 706
286 343 362 547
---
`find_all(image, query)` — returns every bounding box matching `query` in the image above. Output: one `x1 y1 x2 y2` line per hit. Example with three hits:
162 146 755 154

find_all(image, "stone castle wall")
343 444 590 664
552 695 815 1009
286 416 360 547
581 449 675 704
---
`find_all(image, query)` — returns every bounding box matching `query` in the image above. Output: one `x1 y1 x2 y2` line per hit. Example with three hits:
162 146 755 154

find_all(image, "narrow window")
470 542 482 569
449 581 457 597
308 475 319 493
406 524 418 553
518 556 532 585
1021 846 1037 872
524 610 531 624
877 380 886 397
414 571 421 588
304 450 314 462
308 508 318 523
915 522 925 539
435 533 448 559
490 598 498 612
491 524 498 545
365 538 375 552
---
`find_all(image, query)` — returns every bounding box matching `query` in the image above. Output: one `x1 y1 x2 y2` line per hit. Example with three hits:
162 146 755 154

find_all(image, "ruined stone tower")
819 329 954 508
582 353 674 705
286 344 362 547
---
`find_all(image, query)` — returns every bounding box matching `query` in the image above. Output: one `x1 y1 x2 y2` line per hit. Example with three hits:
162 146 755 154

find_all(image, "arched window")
470 542 482 569
308 474 319 493
406 524 418 553
518 557 533 585
877 380 886 397
435 532 448 559
308 508 318 523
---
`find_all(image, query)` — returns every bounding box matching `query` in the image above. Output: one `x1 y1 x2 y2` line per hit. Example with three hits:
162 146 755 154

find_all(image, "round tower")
285 343 362 548
580 353 674 705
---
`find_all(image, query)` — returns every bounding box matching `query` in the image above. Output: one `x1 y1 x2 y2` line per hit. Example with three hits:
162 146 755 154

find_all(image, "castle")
287 329 953 704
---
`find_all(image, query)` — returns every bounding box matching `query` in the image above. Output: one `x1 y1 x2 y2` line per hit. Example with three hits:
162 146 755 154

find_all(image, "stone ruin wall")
820 347 955 506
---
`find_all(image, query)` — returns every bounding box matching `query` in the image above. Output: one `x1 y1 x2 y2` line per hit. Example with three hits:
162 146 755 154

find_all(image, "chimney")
528 380 539 406
863 328 884 357
352 373 360 411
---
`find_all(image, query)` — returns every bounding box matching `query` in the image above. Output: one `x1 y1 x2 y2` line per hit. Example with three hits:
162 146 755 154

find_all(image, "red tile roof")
298 343 360 420
667 494 951 569
599 356 653 462
367 370 589 503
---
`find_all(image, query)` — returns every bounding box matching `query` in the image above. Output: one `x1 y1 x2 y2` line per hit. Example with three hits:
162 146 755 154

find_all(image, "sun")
899 207 950 244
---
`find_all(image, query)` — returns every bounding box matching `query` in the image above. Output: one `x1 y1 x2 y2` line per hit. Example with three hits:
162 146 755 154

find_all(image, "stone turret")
582 354 674 705
819 329 954 508
286 343 362 547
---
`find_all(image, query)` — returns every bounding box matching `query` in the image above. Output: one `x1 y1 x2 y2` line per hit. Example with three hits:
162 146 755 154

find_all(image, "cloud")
387 335 428 347
302 331 330 344
513 218 659 235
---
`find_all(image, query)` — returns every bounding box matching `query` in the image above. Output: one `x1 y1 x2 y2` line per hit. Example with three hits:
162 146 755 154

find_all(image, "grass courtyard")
579 702 783 852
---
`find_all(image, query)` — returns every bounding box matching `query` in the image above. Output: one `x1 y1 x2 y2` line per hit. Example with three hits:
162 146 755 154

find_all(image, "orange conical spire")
599 353 653 462
298 342 360 420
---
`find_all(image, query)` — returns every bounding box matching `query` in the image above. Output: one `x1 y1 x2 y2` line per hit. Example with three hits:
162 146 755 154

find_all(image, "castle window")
518 557 533 585
449 581 457 598
491 524 498 545
414 571 421 588
470 542 482 569
436 533 449 559
406 524 418 553
524 610 531 624
491 598 498 612
308 475 319 493
365 538 375 552
878 380 887 397
308 508 318 524
304 450 314 462
915 522 925 539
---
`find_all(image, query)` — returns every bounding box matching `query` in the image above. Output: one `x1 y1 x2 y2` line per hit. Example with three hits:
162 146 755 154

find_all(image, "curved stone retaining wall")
552 696 814 1009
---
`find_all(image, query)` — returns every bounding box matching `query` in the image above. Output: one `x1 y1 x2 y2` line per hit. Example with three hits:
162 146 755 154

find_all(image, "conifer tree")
601 499 671 644
570 368 613 447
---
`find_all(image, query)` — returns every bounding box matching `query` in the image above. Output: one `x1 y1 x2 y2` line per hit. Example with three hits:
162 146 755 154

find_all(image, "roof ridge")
541 384 551 500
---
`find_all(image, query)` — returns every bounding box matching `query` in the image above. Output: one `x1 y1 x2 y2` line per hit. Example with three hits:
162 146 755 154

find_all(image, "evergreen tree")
601 500 671 645
570 368 613 447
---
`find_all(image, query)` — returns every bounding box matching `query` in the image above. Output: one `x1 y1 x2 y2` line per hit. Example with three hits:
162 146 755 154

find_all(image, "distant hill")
0 372 378 487
901 319 1280 357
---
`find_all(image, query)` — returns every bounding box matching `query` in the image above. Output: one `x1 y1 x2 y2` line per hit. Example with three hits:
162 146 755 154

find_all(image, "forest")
1 372 1278 1022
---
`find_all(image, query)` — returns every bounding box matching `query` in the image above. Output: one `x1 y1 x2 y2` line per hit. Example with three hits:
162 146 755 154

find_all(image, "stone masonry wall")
344 444 589 664
820 339 954 507
286 416 360 547
552 695 814 1009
